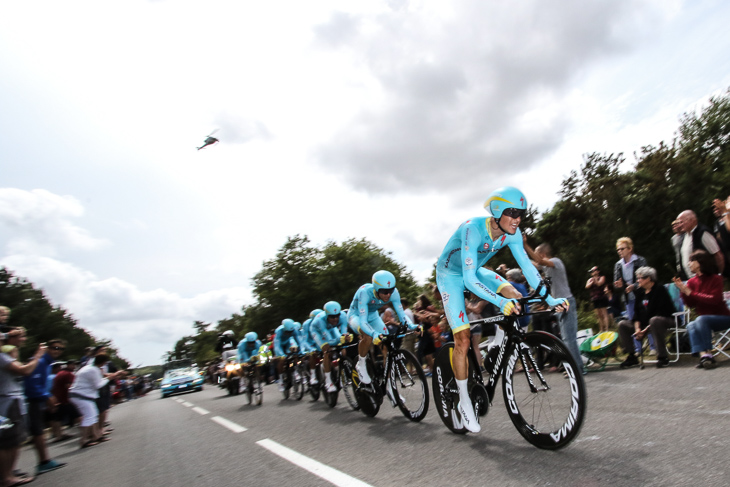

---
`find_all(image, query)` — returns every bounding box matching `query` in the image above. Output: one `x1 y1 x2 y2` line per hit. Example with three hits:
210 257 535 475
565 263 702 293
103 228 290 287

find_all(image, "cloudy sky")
2 0 729 366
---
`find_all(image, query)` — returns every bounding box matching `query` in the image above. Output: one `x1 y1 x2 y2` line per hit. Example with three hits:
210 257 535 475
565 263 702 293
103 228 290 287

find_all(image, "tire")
502 332 587 450
282 371 291 400
246 376 253 405
254 376 263 406
299 365 311 396
339 357 360 411
309 368 322 402
323 369 339 408
390 350 429 422
432 343 483 434
293 367 304 401
356 386 381 417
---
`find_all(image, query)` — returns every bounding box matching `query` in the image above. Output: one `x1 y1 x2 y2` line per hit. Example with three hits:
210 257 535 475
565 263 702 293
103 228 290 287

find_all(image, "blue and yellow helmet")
484 186 527 219
282 319 296 332
372 270 396 293
323 301 341 316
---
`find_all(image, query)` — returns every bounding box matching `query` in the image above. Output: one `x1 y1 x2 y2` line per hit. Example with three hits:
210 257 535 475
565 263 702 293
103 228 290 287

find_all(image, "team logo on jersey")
484 243 489 250
465 258 473 266
499 235 506 244
458 311 466 322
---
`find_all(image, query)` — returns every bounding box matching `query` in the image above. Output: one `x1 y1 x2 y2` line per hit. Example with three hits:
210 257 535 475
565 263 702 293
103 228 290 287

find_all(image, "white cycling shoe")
325 381 337 393
310 375 319 385
458 400 481 433
356 360 371 384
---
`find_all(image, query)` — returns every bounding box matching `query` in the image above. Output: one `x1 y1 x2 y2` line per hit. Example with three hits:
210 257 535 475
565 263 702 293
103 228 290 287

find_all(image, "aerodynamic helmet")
372 270 396 294
282 319 296 332
244 332 258 342
484 186 527 219
323 301 341 316
309 309 323 319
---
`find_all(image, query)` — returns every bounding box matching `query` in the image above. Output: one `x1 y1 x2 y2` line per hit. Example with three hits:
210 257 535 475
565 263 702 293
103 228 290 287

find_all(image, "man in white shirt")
675 210 724 279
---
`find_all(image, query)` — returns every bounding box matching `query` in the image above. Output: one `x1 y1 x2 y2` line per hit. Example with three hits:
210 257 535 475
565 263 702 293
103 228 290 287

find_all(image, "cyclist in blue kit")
347 270 419 385
301 309 322 385
310 301 353 393
273 319 302 392
436 186 568 433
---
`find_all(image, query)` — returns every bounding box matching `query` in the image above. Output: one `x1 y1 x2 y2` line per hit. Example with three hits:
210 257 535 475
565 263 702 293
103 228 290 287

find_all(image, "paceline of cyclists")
209 187 575 441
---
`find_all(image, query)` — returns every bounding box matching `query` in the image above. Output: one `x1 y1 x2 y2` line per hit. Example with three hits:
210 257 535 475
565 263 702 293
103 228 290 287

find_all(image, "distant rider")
273 319 302 392
310 302 353 393
301 309 323 385
347 270 419 386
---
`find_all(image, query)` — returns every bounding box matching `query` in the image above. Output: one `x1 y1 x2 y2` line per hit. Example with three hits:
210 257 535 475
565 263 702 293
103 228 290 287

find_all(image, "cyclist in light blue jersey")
347 270 419 385
237 332 263 363
301 309 322 385
310 301 353 392
436 186 568 433
273 319 302 392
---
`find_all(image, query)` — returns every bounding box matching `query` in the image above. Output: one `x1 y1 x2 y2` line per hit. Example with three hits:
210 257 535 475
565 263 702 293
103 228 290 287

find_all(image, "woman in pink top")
673 250 730 369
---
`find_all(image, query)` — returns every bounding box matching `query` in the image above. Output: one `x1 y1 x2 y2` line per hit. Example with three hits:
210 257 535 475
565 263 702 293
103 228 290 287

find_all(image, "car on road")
160 366 204 398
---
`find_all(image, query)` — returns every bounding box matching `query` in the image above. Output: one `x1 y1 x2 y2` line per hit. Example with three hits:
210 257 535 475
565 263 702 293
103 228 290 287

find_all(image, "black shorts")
0 397 27 449
592 298 609 309
419 332 436 356
27 398 47 437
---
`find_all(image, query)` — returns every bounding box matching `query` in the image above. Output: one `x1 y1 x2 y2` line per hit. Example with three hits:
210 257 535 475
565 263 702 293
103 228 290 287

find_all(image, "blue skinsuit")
309 311 349 349
237 339 263 363
347 284 416 338
436 216 551 333
299 318 318 353
273 325 302 357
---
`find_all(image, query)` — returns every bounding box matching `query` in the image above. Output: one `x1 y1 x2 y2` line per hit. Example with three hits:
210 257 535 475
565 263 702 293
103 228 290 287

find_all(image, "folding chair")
712 328 730 359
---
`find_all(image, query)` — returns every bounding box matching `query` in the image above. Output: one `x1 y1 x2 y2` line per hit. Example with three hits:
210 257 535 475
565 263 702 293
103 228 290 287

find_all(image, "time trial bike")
432 293 587 450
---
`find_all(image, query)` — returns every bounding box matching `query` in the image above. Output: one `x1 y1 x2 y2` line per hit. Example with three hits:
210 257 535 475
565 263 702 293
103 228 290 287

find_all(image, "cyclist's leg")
438 272 481 433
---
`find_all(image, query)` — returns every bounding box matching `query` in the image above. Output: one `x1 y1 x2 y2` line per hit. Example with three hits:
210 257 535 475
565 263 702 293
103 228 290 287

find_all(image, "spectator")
69 354 123 449
0 306 10 332
399 297 417 357
50 361 78 442
524 242 585 374
673 250 730 369
712 196 730 279
77 347 94 368
91 346 118 438
617 266 675 369
23 338 67 475
586 266 611 332
413 293 440 374
605 282 623 324
613 237 648 322
0 329 46 487
674 210 724 279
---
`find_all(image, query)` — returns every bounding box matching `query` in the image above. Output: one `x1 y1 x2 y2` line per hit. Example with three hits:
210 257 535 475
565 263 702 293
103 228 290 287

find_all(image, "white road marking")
192 406 209 415
181 401 194 407
257 439 373 487
174 398 183 403
211 416 247 433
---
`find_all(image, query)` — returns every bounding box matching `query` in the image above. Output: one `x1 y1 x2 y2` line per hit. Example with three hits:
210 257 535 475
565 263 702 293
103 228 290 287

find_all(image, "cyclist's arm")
390 289 417 330
273 332 285 357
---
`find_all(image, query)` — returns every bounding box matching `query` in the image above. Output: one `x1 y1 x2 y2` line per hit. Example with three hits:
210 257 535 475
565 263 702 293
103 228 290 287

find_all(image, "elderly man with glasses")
617 267 675 369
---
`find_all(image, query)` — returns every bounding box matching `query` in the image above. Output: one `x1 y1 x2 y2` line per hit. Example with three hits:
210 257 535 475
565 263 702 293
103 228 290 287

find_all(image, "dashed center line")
211 415 247 433
171 397 367 485
257 439 373 487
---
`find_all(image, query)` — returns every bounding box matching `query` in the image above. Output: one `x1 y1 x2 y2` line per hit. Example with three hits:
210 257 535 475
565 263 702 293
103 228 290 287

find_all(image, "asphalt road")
16 358 730 487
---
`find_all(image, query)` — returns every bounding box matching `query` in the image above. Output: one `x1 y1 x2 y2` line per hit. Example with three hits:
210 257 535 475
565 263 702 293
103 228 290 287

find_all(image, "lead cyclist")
436 186 568 433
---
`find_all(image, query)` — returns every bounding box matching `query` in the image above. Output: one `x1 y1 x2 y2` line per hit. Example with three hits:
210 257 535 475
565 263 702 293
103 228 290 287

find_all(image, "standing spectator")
69 354 123 449
91 346 117 437
524 242 584 374
673 250 730 369
399 297 417 357
23 339 67 475
586 266 611 332
0 306 10 333
674 210 725 279
712 196 730 279
617 267 675 369
605 282 623 324
50 361 78 441
0 329 46 487
613 237 648 321
413 294 440 374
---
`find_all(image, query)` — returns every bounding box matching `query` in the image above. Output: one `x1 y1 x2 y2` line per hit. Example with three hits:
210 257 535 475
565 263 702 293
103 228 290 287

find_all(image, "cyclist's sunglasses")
378 288 394 295
502 207 525 219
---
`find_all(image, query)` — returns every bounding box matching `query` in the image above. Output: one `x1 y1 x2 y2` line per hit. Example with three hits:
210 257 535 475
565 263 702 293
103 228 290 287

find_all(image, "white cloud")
0 188 108 256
